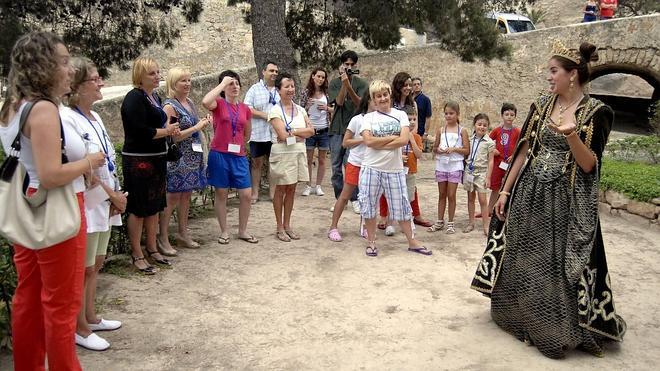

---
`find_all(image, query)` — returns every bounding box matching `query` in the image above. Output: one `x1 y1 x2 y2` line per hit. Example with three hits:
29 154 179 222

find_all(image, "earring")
569 77 575 91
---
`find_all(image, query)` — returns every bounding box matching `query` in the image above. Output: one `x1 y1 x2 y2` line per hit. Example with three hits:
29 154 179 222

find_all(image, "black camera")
346 68 360 76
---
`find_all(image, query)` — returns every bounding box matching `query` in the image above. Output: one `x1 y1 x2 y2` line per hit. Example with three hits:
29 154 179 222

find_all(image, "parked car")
486 12 536 34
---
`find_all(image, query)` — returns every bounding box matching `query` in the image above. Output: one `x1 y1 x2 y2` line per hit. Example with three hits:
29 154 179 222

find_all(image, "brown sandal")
276 231 291 242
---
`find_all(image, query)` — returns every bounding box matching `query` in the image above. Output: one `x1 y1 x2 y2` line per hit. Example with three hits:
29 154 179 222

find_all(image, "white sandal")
427 220 445 232
446 221 456 234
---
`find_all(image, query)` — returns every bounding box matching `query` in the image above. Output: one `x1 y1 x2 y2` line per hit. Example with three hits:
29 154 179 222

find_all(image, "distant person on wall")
600 0 617 20
583 0 598 22
245 60 280 204
328 50 369 214
300 67 333 197
412 77 433 140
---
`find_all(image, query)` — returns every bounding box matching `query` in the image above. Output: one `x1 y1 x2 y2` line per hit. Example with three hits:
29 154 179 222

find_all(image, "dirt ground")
2 158 659 370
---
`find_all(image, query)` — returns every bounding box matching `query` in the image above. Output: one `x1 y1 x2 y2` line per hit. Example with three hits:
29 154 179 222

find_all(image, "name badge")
192 143 204 153
84 185 110 210
227 143 241 153
465 173 475 183
499 161 510 171
286 136 296 146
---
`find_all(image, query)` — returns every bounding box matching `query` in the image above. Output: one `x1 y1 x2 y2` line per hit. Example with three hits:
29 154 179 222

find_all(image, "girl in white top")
61 57 126 351
429 101 470 234
328 91 372 242
0 32 106 371
359 80 431 257
268 72 314 242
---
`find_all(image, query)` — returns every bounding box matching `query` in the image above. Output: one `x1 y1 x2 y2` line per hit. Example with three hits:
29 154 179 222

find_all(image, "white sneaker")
89 318 122 331
315 185 324 196
75 332 110 351
302 185 312 196
352 200 361 214
385 225 396 236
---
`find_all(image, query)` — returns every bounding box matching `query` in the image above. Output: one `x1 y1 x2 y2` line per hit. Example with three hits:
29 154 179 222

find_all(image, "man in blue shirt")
412 77 432 138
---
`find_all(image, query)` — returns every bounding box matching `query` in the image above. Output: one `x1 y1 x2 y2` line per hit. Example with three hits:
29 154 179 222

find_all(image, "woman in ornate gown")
471 40 626 358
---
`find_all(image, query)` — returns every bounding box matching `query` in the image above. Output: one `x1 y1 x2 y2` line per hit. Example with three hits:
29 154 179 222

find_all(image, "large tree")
230 0 536 79
0 0 203 77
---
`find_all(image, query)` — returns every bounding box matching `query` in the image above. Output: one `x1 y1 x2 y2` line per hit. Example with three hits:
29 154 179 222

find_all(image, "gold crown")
550 39 580 64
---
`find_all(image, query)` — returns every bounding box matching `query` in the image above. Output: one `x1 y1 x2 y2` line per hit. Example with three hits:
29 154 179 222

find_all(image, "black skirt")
122 154 167 217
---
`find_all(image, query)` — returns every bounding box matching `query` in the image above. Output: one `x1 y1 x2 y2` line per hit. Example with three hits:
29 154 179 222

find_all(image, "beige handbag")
0 100 81 249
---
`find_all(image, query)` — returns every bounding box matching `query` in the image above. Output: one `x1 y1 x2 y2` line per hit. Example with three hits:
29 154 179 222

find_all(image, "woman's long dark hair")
304 67 328 96
391 71 414 108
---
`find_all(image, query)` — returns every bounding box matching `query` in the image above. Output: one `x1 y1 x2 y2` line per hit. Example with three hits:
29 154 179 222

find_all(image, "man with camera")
327 50 368 213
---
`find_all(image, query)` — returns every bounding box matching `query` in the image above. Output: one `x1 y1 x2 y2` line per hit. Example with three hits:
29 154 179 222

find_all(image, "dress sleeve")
121 91 156 142
587 105 614 170
267 105 283 123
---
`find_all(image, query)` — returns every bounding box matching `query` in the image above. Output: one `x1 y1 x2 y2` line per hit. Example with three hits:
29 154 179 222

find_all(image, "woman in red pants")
0 32 105 370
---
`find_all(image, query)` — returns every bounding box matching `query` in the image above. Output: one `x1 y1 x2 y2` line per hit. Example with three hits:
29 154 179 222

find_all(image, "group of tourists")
0 29 627 370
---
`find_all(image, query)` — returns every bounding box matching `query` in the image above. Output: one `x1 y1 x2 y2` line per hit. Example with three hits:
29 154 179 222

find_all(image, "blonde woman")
121 57 179 274
157 67 210 254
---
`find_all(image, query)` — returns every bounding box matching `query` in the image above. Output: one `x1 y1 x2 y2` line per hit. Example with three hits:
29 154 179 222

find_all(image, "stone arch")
590 47 660 100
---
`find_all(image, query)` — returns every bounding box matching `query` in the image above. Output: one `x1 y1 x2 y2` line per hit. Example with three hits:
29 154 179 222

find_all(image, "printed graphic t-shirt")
360 109 410 173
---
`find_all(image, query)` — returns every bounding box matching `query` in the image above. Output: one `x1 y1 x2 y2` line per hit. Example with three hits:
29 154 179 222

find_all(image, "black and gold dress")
471 93 626 358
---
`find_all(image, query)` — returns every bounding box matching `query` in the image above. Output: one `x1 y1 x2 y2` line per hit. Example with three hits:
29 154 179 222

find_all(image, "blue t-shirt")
415 92 432 135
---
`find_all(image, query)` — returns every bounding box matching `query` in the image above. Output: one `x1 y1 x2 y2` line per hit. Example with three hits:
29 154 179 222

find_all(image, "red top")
489 125 521 163
210 97 252 156
600 0 617 18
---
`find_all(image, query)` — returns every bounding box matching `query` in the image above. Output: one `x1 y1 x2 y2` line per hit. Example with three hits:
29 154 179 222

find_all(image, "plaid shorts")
358 167 411 221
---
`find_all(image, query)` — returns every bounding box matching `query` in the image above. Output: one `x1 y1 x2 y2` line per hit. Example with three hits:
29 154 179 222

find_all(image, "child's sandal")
446 222 456 234
427 220 445 232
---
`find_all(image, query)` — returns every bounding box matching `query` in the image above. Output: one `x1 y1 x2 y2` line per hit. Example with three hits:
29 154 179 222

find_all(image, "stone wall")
599 190 660 229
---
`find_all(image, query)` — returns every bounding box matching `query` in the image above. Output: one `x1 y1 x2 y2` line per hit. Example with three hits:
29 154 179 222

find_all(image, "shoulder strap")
10 98 67 163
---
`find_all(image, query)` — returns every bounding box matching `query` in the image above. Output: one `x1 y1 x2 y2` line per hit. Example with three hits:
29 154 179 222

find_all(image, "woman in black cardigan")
121 57 179 274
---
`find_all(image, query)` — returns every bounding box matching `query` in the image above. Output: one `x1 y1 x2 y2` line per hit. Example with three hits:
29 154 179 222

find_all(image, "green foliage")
0 237 16 350
524 6 548 25
230 0 530 69
600 157 660 202
605 135 660 164
0 0 203 77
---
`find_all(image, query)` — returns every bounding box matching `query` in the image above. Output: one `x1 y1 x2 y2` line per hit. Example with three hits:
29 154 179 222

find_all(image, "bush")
600 157 660 202
605 135 660 164
0 237 16 350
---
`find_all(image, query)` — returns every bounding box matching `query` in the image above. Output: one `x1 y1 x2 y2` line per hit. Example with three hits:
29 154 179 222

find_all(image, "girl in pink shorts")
428 101 470 234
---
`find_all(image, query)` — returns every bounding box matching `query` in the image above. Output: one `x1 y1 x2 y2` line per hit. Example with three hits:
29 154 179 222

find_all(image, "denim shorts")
305 128 329 151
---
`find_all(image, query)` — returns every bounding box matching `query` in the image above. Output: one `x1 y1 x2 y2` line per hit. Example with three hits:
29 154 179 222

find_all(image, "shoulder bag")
0 100 81 249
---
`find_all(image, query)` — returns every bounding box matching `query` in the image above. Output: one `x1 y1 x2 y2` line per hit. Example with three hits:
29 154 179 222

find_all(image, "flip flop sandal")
285 230 300 240
365 245 378 257
462 224 475 233
276 231 291 242
217 236 230 245
413 219 433 227
408 246 432 255
238 235 259 244
328 228 342 242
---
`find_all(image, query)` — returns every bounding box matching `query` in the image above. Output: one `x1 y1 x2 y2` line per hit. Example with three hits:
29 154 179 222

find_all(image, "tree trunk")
250 0 300 90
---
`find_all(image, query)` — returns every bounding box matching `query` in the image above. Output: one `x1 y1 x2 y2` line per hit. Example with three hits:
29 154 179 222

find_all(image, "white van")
486 12 536 34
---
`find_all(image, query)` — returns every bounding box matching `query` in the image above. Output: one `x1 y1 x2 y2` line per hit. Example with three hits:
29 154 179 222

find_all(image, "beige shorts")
463 169 488 193
406 173 416 201
85 230 111 267
269 151 309 186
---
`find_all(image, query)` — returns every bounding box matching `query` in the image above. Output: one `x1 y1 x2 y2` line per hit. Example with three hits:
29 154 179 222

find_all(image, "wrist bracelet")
499 191 511 196
563 130 577 138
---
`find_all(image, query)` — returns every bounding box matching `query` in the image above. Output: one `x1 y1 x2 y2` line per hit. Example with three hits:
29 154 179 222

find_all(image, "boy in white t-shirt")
359 80 431 257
